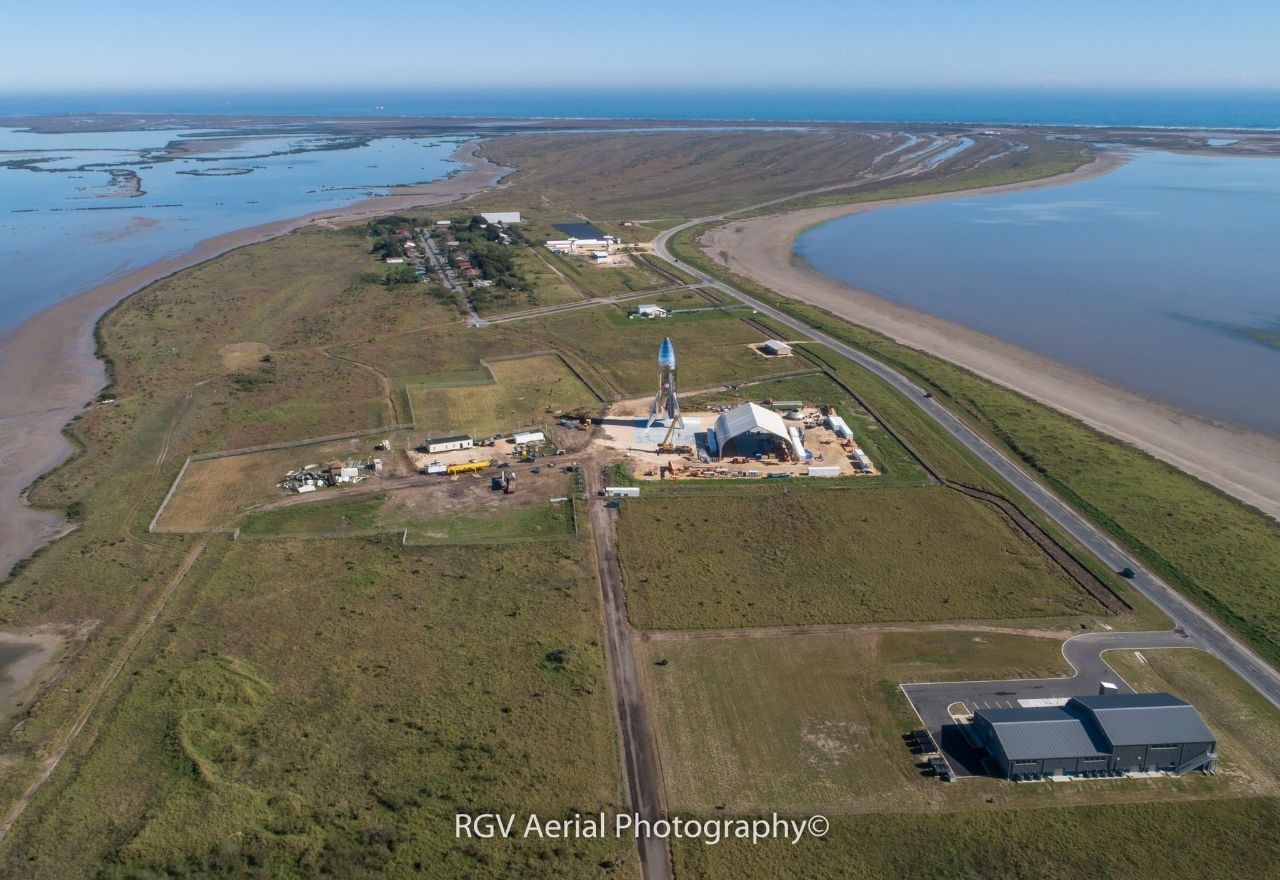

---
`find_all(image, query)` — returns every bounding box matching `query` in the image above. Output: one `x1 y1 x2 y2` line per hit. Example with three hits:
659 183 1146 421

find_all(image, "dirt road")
583 465 671 880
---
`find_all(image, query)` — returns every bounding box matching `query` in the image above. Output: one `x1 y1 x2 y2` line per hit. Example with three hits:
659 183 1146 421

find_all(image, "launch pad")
632 417 704 450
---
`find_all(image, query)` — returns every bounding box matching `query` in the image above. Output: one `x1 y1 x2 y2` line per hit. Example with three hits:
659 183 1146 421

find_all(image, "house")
634 304 669 319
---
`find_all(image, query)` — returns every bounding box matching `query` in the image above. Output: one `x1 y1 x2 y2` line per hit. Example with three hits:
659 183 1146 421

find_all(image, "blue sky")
4 0 1279 91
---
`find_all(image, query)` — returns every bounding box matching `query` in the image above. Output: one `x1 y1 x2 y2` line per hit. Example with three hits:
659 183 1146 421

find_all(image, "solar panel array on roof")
553 222 607 240
978 706 1109 761
1069 693 1215 747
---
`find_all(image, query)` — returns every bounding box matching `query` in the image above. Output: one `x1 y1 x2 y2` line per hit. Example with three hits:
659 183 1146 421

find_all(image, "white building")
481 211 522 224
512 431 545 445
545 222 616 254
707 402 797 460
634 304 669 319
604 486 641 498
426 435 474 454
762 339 792 356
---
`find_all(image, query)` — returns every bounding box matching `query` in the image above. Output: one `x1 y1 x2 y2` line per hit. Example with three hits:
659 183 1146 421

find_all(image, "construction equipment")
447 460 489 475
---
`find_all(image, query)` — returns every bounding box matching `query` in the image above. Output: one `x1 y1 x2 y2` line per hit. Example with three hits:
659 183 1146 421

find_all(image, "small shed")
762 339 792 356
513 431 545 445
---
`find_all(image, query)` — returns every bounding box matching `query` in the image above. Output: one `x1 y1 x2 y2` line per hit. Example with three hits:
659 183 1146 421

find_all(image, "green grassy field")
640 630 1071 813
406 353 601 438
616 487 1102 629
1106 648 1280 799
237 495 387 536
671 798 1280 880
0 535 629 879
469 247 582 316
398 501 576 545
671 225 1278 648
639 631 1270 815
523 309 803 399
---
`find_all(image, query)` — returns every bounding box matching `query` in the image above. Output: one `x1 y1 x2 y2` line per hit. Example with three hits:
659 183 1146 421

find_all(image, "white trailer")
807 466 841 477
604 486 640 498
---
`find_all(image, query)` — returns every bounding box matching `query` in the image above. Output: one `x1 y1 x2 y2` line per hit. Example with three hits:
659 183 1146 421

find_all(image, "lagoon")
795 150 1280 436
0 128 466 335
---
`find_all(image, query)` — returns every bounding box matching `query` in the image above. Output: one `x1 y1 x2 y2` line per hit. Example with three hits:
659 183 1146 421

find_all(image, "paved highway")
652 205 1280 715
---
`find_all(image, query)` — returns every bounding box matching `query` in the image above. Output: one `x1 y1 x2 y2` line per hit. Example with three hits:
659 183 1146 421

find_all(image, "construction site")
593 337 880 482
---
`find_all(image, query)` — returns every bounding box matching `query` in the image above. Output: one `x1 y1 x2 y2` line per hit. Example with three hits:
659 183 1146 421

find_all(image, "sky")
2 0 1279 92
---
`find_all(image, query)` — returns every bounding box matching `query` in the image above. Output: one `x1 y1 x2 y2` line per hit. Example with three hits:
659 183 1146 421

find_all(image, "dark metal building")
973 692 1216 779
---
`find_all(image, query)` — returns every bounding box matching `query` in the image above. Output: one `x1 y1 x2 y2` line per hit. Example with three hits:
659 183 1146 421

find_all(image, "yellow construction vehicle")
446 460 490 475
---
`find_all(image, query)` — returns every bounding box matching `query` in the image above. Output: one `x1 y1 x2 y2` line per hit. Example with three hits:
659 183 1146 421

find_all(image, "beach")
0 140 511 577
701 153 1280 521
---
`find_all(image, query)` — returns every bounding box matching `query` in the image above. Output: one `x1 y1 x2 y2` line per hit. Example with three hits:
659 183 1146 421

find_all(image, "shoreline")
0 139 512 577
702 152 1280 521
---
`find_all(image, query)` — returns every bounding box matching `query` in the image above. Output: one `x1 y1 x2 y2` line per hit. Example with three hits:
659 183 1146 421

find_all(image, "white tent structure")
707 402 794 459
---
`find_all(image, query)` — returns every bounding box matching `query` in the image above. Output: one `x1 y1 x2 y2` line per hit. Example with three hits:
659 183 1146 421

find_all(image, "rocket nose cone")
659 337 675 365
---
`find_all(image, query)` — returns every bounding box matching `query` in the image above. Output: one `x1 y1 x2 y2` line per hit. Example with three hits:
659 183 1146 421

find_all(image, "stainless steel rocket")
646 336 684 428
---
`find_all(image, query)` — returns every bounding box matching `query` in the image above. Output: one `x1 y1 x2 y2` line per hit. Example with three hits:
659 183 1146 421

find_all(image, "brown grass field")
155 435 414 532
406 353 601 438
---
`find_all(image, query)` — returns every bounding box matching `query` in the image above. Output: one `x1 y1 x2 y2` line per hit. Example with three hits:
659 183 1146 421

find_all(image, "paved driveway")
901 630 1201 776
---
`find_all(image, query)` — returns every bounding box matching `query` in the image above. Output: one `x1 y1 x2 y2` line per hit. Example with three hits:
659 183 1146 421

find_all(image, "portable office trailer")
426 435 473 454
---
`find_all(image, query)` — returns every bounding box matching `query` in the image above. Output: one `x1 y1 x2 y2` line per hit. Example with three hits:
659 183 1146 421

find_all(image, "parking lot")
901 629 1200 777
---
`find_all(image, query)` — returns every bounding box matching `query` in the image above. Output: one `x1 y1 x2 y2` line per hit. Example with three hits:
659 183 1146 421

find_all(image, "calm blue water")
3 89 1280 128
0 128 466 334
796 151 1280 435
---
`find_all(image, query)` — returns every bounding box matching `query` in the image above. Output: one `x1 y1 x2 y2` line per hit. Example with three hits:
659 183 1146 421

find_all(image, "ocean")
3 88 1280 128
795 150 1280 436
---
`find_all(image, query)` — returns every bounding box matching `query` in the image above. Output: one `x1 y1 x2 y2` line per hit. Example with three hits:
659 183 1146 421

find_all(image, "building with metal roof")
707 402 794 459
972 692 1216 780
553 222 607 240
